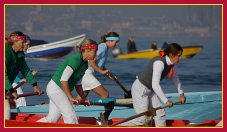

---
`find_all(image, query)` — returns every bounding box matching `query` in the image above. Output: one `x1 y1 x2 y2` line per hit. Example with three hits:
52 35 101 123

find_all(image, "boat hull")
117 45 203 59
25 34 86 59
5 113 221 127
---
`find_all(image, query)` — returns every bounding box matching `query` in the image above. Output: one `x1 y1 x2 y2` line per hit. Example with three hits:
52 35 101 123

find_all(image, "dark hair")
99 32 119 43
164 43 183 56
10 31 25 37
99 34 106 44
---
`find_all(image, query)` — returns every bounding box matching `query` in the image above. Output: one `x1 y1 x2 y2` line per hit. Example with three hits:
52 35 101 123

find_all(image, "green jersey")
52 53 88 91
5 44 36 92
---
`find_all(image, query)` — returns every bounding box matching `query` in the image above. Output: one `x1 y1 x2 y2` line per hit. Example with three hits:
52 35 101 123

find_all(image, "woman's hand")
19 78 27 83
179 93 186 104
101 69 110 75
33 86 43 95
103 70 115 80
70 98 80 105
82 99 91 106
166 100 174 107
11 91 18 99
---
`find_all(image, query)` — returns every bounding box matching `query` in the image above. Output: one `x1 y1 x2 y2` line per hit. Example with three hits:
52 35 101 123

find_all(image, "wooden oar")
110 101 182 126
16 91 44 99
105 72 132 98
79 101 133 108
13 81 26 91
13 70 38 91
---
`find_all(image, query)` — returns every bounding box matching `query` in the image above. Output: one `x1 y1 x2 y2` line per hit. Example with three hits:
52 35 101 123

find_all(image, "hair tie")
80 44 98 52
9 35 25 42
159 50 165 58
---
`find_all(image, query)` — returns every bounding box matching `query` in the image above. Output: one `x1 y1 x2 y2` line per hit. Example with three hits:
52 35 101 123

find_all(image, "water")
20 36 222 105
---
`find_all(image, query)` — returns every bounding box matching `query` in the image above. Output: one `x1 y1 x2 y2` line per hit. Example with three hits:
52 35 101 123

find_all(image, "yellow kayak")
117 45 203 59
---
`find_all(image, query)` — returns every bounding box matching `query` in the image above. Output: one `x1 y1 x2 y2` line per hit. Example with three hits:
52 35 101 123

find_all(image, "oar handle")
78 100 133 108
16 91 44 99
13 70 38 91
156 100 182 110
13 81 26 91
110 101 182 126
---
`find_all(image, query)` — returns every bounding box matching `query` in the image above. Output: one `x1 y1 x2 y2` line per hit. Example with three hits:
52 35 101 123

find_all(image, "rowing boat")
5 113 221 127
117 45 203 59
11 91 222 123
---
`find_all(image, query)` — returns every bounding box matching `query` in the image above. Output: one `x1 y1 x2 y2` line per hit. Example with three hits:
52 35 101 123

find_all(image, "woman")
12 35 32 108
37 39 98 124
5 31 43 120
123 43 186 127
76 32 120 120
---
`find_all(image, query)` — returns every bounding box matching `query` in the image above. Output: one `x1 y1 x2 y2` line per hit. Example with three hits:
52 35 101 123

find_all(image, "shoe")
96 112 108 125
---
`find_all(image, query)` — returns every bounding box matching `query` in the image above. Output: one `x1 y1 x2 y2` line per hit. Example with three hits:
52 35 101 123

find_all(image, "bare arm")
75 85 86 101
61 81 75 101
75 85 91 105
89 59 109 74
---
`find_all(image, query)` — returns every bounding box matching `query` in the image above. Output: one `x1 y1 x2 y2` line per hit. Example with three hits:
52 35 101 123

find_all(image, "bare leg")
92 85 113 120
92 85 109 98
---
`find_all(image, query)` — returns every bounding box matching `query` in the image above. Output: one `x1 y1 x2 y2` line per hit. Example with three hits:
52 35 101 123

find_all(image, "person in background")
121 43 186 127
5 31 43 120
37 39 98 124
161 42 168 49
151 41 158 50
127 36 137 53
23 35 31 53
76 32 120 121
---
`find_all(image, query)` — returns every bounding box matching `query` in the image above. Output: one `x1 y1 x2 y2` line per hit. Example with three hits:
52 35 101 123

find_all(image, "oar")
79 101 133 108
13 81 26 91
13 70 38 91
78 98 133 108
16 91 44 99
105 72 132 98
110 101 182 127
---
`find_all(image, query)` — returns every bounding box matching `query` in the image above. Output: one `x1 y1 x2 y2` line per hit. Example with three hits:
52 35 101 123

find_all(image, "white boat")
25 34 86 59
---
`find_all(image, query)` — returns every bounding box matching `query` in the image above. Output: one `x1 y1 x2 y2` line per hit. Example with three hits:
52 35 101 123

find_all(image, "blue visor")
105 37 120 41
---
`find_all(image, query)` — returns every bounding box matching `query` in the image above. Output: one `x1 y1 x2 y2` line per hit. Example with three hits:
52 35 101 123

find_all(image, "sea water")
21 35 222 106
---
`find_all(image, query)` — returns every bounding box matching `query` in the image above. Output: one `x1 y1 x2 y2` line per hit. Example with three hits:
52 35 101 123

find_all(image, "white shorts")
13 83 26 108
82 69 101 91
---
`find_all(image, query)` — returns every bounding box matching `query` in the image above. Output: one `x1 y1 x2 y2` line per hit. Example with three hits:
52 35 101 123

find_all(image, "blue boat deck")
11 91 222 122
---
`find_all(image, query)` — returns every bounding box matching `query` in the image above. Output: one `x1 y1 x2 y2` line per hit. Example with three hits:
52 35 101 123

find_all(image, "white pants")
13 83 26 108
5 99 10 120
37 79 78 124
120 79 166 126
82 69 101 91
